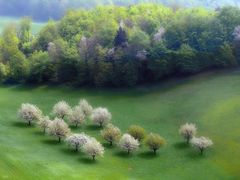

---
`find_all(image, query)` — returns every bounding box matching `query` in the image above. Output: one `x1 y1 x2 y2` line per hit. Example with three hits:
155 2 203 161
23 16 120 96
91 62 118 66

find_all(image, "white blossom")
190 136 213 155
65 133 90 151
91 107 112 127
179 123 197 143
136 50 147 61
52 101 71 119
18 103 42 126
153 27 165 42
47 42 57 62
38 116 52 133
83 137 104 160
68 106 85 127
233 25 240 41
118 134 139 154
47 118 71 142
79 99 93 117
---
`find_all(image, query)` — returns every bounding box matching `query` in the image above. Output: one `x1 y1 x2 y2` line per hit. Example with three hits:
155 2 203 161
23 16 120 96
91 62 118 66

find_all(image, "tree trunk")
127 149 130 154
200 148 204 155
75 145 78 152
28 121 31 126
110 141 113 146
153 149 157 155
43 128 46 134
75 123 78 128
92 155 95 161
58 137 61 143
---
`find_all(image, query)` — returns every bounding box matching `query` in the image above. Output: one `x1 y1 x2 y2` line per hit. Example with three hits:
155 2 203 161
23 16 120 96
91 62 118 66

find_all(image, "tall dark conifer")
114 26 128 48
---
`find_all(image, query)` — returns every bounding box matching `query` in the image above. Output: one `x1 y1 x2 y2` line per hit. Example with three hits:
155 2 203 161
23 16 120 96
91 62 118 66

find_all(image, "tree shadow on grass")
85 125 102 131
173 142 190 150
79 157 99 165
114 151 133 159
187 150 206 160
138 151 157 159
102 142 115 149
12 122 33 128
33 131 45 136
41 139 60 146
60 148 82 156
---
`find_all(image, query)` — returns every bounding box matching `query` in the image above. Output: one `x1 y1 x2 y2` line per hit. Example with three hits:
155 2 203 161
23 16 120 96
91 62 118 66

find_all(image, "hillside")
0 70 239 179
0 0 239 21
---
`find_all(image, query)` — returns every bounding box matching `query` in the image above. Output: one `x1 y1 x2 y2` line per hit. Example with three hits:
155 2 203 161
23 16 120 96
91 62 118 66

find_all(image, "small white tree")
118 134 139 154
179 123 197 143
91 107 112 127
38 116 52 133
48 118 71 142
190 136 213 155
153 27 165 42
52 101 71 119
79 99 93 117
68 106 85 127
18 103 42 126
83 137 104 160
233 25 240 41
65 133 89 151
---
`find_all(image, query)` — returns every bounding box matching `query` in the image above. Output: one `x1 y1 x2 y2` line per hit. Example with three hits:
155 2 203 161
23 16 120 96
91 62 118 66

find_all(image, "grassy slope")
0 16 44 34
0 70 240 180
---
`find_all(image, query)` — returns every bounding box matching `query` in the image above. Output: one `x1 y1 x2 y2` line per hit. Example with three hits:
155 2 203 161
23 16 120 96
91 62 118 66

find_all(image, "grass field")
0 16 45 34
0 70 240 180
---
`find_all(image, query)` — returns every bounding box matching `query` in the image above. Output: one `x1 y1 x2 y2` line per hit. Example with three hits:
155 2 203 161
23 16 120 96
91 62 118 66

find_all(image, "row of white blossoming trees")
18 99 213 161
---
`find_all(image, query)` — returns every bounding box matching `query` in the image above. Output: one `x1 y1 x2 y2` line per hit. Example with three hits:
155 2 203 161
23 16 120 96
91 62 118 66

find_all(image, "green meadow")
0 16 44 34
0 70 239 180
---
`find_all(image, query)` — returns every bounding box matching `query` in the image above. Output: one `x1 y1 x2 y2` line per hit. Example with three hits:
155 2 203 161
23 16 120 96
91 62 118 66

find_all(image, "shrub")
101 124 121 146
128 125 146 142
145 133 166 154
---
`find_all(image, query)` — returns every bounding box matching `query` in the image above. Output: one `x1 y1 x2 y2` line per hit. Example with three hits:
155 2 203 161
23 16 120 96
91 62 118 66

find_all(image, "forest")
0 0 239 21
0 4 240 87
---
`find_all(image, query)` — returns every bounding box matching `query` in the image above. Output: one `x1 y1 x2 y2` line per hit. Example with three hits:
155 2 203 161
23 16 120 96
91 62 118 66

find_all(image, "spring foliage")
91 107 112 127
52 101 71 119
119 134 139 154
18 103 42 125
83 137 104 160
79 99 93 117
179 123 197 143
101 124 121 146
145 133 166 154
38 116 51 133
128 125 146 142
68 106 85 127
65 133 89 151
47 118 71 142
190 136 213 155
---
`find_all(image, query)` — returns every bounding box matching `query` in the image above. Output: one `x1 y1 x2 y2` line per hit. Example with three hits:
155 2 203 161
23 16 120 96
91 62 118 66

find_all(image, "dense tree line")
0 5 240 87
0 0 239 21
